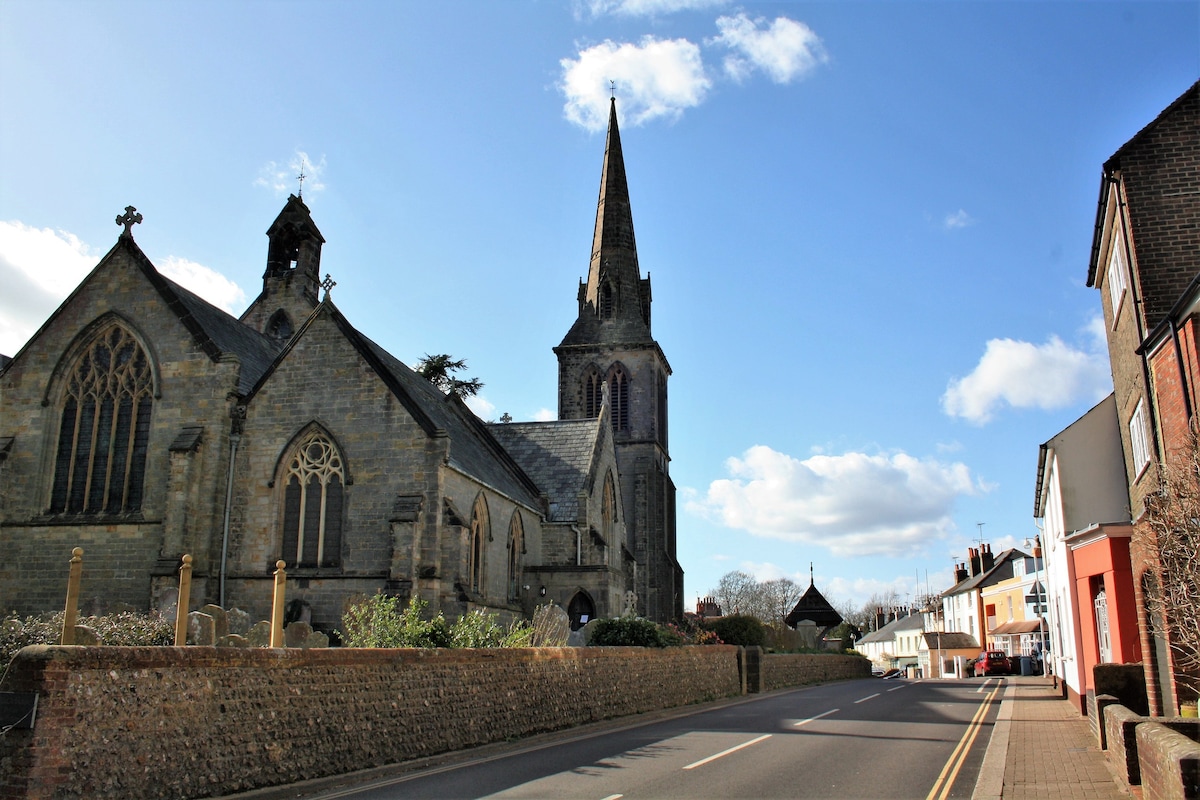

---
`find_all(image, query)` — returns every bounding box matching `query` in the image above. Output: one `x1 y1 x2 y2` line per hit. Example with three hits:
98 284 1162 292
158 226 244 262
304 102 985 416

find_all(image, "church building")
0 101 682 633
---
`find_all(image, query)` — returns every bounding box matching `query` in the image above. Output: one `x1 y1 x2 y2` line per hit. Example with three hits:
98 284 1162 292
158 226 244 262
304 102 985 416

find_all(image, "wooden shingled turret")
785 564 843 633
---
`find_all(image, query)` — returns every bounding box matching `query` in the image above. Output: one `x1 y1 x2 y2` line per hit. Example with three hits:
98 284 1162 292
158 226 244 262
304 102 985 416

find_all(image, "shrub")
588 616 674 647
1 610 174 672
339 594 450 648
667 617 723 645
704 614 766 647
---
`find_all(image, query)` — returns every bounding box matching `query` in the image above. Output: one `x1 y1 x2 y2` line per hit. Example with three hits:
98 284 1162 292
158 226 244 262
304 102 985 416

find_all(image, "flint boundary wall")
0 645 868 800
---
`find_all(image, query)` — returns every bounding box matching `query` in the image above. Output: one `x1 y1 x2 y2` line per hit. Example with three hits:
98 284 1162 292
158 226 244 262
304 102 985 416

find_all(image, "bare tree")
759 578 804 633
1142 432 1200 703
711 570 762 617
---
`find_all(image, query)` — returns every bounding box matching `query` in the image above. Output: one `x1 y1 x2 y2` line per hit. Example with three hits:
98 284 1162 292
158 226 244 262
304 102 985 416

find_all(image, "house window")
468 495 489 593
50 324 153 515
1107 233 1128 323
1130 399 1151 475
609 368 629 431
281 430 344 568
507 511 524 602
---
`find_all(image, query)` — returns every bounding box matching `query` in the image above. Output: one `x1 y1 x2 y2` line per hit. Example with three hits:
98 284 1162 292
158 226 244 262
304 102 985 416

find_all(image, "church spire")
563 98 653 346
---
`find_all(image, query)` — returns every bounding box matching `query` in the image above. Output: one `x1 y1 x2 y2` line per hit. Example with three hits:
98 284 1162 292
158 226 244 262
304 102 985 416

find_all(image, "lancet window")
281 430 344 568
507 511 524 602
468 494 489 593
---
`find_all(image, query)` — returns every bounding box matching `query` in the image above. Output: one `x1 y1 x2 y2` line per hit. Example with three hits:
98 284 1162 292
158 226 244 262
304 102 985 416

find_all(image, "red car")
970 650 1011 676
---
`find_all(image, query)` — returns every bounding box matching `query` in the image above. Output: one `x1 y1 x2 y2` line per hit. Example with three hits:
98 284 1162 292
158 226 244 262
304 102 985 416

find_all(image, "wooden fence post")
270 560 286 648
174 554 193 646
61 547 83 645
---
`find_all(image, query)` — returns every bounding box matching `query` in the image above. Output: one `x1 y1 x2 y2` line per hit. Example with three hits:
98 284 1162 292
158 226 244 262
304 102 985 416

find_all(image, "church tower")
555 98 683 622
240 193 325 342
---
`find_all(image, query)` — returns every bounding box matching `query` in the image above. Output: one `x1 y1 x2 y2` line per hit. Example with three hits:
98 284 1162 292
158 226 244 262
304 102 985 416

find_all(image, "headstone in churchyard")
530 604 570 647
284 621 313 648
567 628 587 647
73 625 101 646
157 588 179 622
580 617 600 646
246 620 272 648
188 611 216 646
217 634 249 648
200 604 230 639
305 629 329 648
227 607 251 636
622 591 638 617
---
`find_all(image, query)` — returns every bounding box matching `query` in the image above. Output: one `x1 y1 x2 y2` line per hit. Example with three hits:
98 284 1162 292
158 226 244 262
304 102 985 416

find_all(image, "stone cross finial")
297 169 306 199
321 273 336 298
116 206 143 237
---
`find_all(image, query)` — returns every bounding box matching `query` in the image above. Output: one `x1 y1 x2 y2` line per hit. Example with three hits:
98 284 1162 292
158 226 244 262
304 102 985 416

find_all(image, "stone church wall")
0 644 749 799
0 248 241 615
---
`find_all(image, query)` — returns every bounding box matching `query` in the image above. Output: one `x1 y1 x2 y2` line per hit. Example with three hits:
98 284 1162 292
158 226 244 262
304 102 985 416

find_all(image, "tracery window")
266 309 293 341
609 367 629 431
468 494 489 593
507 511 524 602
50 324 153 515
281 430 344 568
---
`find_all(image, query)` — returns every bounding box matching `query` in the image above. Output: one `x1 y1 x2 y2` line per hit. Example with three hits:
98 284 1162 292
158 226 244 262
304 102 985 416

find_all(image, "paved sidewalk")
974 675 1130 799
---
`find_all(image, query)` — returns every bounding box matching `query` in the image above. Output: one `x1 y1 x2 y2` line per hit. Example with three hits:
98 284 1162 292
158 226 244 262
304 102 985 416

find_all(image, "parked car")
970 650 1011 676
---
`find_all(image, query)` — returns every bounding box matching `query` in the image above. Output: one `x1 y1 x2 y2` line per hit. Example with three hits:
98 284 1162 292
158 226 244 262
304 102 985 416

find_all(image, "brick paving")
975 676 1131 799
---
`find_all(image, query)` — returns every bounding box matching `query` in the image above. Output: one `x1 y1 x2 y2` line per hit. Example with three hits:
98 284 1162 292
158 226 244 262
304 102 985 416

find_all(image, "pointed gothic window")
583 367 604 419
280 430 344 568
468 494 489 593
266 309 294 342
507 511 524 602
50 324 153 515
602 471 617 542
609 368 629 432
599 282 615 319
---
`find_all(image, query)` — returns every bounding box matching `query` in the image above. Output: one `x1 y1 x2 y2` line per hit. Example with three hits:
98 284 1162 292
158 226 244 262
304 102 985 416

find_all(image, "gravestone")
284 621 313 648
188 611 216 646
227 607 251 636
217 634 249 648
246 620 272 648
200 604 229 639
73 625 101 646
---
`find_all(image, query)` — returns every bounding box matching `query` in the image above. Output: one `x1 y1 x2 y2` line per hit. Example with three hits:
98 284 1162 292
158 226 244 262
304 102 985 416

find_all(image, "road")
299 677 1004 800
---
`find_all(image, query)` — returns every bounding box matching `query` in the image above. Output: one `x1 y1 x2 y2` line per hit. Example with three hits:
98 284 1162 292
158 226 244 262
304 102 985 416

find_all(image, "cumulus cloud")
560 36 711 131
158 256 247 314
0 220 247 356
943 209 975 230
0 221 98 355
533 408 556 422
465 394 497 420
688 445 981 558
708 13 828 84
942 325 1112 424
581 0 726 17
255 150 327 197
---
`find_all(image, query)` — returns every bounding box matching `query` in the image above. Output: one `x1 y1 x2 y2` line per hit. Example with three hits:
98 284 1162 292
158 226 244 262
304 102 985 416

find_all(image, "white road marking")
887 685 906 692
682 734 772 770
854 693 881 704
793 708 839 727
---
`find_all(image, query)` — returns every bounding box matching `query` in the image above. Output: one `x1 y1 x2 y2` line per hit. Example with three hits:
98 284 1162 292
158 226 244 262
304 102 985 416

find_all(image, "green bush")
1 610 174 672
588 616 675 647
339 594 450 648
704 614 766 647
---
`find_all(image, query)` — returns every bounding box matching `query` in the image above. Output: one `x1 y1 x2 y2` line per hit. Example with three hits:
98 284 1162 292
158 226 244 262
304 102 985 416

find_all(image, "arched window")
609 367 629 431
602 471 617 541
266 309 294 341
468 494 489 593
50 324 153 515
583 367 604 419
507 512 524 602
281 430 344 568
599 282 614 319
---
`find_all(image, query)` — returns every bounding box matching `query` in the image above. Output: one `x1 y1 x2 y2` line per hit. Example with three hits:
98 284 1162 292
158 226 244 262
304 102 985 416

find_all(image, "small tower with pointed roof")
554 98 682 622
240 194 326 342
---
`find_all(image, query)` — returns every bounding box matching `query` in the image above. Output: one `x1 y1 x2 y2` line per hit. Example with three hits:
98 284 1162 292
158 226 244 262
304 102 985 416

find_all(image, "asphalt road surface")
299 676 1004 800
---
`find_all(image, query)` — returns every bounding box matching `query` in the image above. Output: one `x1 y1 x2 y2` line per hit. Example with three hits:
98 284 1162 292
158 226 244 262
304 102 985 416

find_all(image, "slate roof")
857 611 924 645
943 548 1025 596
922 631 978 650
487 419 603 523
784 582 843 629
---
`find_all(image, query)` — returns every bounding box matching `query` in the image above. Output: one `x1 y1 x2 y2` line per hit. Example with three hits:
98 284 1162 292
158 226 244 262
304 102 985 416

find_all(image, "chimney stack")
980 543 995 573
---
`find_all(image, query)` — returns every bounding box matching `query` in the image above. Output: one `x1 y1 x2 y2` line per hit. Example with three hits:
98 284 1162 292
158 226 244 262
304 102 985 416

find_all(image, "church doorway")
568 591 595 631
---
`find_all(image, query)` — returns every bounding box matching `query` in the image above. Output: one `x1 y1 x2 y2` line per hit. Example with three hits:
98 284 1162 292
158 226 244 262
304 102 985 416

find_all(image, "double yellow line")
926 682 1001 800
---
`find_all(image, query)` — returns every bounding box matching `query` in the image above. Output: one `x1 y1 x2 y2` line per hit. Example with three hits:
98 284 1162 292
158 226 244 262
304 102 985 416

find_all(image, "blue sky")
2 1 1197 613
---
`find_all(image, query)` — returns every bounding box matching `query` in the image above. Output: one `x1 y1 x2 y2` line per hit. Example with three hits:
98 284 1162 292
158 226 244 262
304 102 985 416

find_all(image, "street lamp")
1025 536 1049 676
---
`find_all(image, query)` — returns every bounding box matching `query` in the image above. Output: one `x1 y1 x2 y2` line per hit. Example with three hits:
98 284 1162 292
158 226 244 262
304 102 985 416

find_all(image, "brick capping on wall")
1101 701 1200 798
0 645 868 800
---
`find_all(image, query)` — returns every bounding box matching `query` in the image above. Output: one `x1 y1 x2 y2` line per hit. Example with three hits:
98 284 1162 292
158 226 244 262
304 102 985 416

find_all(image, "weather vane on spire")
297 169 306 199
609 79 616 99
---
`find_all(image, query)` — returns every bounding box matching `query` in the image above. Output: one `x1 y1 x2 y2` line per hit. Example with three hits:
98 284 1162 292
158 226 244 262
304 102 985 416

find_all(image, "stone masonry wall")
761 652 872 691
0 645 740 799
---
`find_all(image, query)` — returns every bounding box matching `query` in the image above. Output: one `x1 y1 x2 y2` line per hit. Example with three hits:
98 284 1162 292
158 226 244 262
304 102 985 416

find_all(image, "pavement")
973 675 1132 799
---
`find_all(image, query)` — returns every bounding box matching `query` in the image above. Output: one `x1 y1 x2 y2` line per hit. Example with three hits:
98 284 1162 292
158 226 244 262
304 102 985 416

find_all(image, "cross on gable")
321 273 336 297
116 206 143 238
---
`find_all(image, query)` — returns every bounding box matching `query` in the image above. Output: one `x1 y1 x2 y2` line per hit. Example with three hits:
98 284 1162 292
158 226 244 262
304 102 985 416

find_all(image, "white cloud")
688 445 981 558
159 256 247 314
0 220 247 357
709 14 828 84
0 221 97 355
560 36 711 131
533 407 556 422
581 0 726 17
944 209 975 230
942 325 1112 424
465 394 497 420
255 150 327 197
